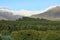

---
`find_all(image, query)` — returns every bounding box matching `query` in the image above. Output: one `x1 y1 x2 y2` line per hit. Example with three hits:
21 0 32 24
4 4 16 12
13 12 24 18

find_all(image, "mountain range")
0 8 40 20
0 6 60 20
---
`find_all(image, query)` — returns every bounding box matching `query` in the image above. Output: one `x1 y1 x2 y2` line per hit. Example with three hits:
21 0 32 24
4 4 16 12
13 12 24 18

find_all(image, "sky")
0 0 60 11
0 0 60 16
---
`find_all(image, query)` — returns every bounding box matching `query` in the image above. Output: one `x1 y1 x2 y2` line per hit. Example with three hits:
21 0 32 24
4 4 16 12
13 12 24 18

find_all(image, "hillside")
0 17 60 40
31 6 60 20
0 8 22 20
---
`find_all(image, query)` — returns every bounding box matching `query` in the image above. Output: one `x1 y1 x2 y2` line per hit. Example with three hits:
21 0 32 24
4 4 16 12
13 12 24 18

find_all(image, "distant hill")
0 17 8 20
31 6 60 20
0 8 22 20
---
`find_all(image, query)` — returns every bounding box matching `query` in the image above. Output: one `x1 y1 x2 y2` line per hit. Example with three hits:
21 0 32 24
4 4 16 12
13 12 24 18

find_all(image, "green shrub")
11 30 41 40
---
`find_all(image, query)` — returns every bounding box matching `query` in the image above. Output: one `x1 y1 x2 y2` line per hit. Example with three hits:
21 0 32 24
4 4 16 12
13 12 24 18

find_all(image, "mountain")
0 8 22 20
0 8 40 20
31 6 60 20
0 17 8 20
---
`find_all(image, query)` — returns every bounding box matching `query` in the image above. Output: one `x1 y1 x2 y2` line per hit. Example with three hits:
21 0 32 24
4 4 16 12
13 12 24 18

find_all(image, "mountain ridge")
31 6 60 20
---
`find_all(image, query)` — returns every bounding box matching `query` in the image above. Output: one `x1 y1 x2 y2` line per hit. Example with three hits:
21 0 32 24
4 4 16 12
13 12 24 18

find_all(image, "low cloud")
12 9 41 16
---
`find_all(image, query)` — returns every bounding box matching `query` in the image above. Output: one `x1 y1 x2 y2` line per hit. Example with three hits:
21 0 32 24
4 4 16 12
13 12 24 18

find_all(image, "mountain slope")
0 17 8 20
0 8 22 20
31 6 60 20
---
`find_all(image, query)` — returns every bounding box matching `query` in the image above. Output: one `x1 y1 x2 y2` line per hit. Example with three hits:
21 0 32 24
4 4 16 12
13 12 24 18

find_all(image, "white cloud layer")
13 9 41 16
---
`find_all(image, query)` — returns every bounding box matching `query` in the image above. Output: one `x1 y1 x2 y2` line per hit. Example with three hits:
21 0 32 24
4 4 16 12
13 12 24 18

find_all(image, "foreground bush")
11 30 41 40
11 30 60 40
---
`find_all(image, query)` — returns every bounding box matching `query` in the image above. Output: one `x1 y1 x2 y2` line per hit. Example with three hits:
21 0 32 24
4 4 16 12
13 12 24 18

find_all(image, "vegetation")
0 17 60 40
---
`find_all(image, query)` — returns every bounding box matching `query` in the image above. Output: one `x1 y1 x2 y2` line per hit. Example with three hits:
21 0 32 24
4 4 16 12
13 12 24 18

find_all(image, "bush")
11 30 41 40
